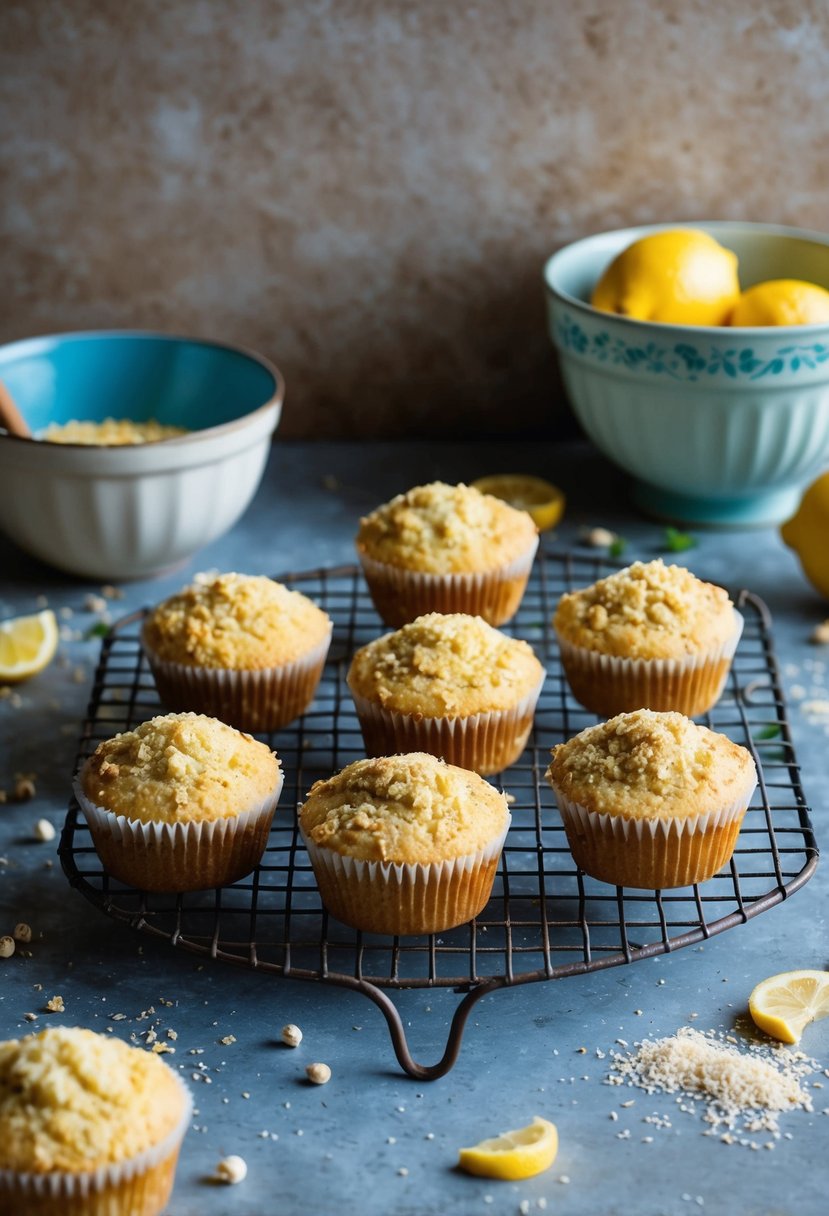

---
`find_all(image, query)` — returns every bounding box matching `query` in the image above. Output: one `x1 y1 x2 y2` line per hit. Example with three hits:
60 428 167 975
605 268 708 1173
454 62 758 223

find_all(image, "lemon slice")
458 1116 558 1181
0 609 59 683
748 969 829 1044
472 475 565 531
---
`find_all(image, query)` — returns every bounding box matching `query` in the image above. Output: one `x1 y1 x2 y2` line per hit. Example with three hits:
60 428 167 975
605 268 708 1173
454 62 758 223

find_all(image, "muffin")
141 572 333 733
0 1026 191 1216
347 613 545 774
74 712 283 892
545 709 757 889
298 753 511 935
553 559 743 717
355 481 539 626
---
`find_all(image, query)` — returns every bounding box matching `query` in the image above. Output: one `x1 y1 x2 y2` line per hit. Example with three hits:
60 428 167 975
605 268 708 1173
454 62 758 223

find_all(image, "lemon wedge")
472 475 565 531
748 969 829 1045
458 1116 558 1181
0 609 59 683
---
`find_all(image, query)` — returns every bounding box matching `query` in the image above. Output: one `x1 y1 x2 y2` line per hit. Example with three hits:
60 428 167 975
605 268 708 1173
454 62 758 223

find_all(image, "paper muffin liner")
73 772 284 892
549 774 757 890
556 609 744 718
301 816 511 936
357 536 539 627
0 1073 192 1216
141 625 333 734
349 674 545 776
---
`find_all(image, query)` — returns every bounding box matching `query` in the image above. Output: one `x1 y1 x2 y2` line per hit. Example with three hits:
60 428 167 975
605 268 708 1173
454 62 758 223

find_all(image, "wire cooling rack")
60 554 818 1079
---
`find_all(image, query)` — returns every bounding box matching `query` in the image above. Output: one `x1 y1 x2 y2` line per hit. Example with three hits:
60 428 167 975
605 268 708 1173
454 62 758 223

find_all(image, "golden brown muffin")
0 1026 190 1216
347 613 545 773
299 752 511 934
75 712 282 891
553 559 742 717
546 709 756 889
355 482 538 626
141 573 332 732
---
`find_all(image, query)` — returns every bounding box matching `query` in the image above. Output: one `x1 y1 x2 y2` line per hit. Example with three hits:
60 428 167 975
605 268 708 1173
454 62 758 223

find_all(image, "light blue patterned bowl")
544 222 829 526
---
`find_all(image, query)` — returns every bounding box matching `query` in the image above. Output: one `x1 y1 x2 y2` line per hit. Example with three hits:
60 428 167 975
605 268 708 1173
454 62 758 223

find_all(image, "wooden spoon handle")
0 379 32 439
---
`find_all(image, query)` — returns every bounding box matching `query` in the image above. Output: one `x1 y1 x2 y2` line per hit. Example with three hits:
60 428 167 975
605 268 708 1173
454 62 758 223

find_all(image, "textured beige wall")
2 0 828 438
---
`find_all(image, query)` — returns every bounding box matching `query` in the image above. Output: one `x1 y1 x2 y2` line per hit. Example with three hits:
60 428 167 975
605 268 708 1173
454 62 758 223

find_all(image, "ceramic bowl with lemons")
0 332 283 579
544 222 829 526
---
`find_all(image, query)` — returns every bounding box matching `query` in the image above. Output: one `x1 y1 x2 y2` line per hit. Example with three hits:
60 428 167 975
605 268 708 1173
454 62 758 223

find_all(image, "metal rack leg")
354 978 508 1080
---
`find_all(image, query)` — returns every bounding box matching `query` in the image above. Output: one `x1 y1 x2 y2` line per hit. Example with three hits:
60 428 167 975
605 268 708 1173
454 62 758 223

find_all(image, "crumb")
306 1062 331 1085
13 777 36 802
215 1155 247 1184
34 819 56 843
280 1023 303 1047
45 995 65 1013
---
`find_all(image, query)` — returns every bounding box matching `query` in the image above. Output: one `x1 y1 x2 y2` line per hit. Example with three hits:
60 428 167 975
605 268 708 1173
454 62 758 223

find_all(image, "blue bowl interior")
549 222 829 309
0 333 278 434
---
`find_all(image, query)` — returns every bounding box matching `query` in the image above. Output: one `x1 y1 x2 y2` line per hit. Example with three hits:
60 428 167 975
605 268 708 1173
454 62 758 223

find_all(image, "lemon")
591 228 740 325
781 473 829 600
458 1116 558 1181
748 969 829 1044
730 279 829 326
0 610 59 683
472 474 565 531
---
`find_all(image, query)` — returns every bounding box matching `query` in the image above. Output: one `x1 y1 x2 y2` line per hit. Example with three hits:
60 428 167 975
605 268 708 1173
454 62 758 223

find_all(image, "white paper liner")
349 672 545 775
556 608 744 717
73 771 284 892
301 814 511 935
549 771 757 890
141 625 332 733
357 535 539 626
0 1072 192 1216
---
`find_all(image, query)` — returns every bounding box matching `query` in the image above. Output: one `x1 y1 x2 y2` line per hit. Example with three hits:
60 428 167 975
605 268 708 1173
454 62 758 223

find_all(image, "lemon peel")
730 279 829 327
458 1116 558 1181
472 475 565 532
0 609 59 683
591 228 740 326
781 472 829 601
748 969 829 1045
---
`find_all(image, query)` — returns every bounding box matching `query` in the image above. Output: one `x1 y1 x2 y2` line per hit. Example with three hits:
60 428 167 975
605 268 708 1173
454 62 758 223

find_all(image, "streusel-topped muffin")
299 752 511 935
0 1025 191 1216
347 613 545 773
553 559 742 717
142 573 332 731
546 709 756 889
75 712 283 891
355 482 538 625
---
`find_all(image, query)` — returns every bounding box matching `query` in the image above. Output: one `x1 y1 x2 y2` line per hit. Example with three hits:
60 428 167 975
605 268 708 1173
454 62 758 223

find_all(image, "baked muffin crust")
143 573 331 669
0 1026 184 1172
356 482 537 574
347 613 544 716
80 712 280 825
554 560 735 660
299 753 509 863
546 709 755 821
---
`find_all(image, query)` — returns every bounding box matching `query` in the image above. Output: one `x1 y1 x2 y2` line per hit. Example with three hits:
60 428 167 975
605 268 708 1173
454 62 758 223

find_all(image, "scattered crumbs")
397 1167 409 1178
634 1009 643 1016
110 1013 127 1022
558 1175 571 1185
616 1129 631 1140
620 1100 635 1108
0 937 14 959
22 1013 37 1022
280 1023 302 1048
609 1110 619 1122
220 1035 236 1046
580 526 617 548
396 1106 406 1113
167 1029 178 1041
45 995 65 1013
657 979 666 986
387 1136 397 1145
576 1046 587 1054
519 1201 532 1216
505 792 516 805
34 819 56 843
616 1039 628 1047
214 1155 247 1184
810 621 829 645
424 1132 435 1140
14 777 36 802
152 1043 175 1055
642 1136 654 1143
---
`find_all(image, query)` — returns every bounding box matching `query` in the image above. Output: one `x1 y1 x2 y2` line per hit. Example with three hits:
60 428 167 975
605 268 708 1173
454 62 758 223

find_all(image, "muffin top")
348 613 545 716
79 712 280 825
0 1026 186 1173
553 559 736 660
355 481 538 574
142 572 332 668
299 753 510 863
546 709 756 821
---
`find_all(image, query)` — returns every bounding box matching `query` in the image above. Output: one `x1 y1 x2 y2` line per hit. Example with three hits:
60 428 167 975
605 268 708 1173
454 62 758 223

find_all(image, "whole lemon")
729 279 829 326
781 472 829 599
590 228 740 325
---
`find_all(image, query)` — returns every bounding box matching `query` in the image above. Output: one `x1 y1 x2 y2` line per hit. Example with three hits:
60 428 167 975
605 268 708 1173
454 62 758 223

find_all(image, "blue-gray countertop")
1 440 827 1216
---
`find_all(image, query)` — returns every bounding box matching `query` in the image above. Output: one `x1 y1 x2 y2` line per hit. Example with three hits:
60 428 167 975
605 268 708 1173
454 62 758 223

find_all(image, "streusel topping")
299 753 509 863
553 560 736 659
347 613 544 716
546 710 755 820
356 482 537 573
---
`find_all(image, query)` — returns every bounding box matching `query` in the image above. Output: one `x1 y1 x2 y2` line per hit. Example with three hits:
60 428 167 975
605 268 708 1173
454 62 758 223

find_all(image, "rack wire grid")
60 553 819 1079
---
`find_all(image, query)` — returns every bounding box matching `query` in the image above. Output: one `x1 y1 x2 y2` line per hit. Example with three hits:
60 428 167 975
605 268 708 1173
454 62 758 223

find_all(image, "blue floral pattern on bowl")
555 315 829 381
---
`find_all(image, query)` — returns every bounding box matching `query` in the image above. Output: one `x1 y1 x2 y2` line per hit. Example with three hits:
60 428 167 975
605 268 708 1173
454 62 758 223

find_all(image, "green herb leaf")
85 621 110 640
754 724 781 741
609 537 628 558
663 526 697 553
